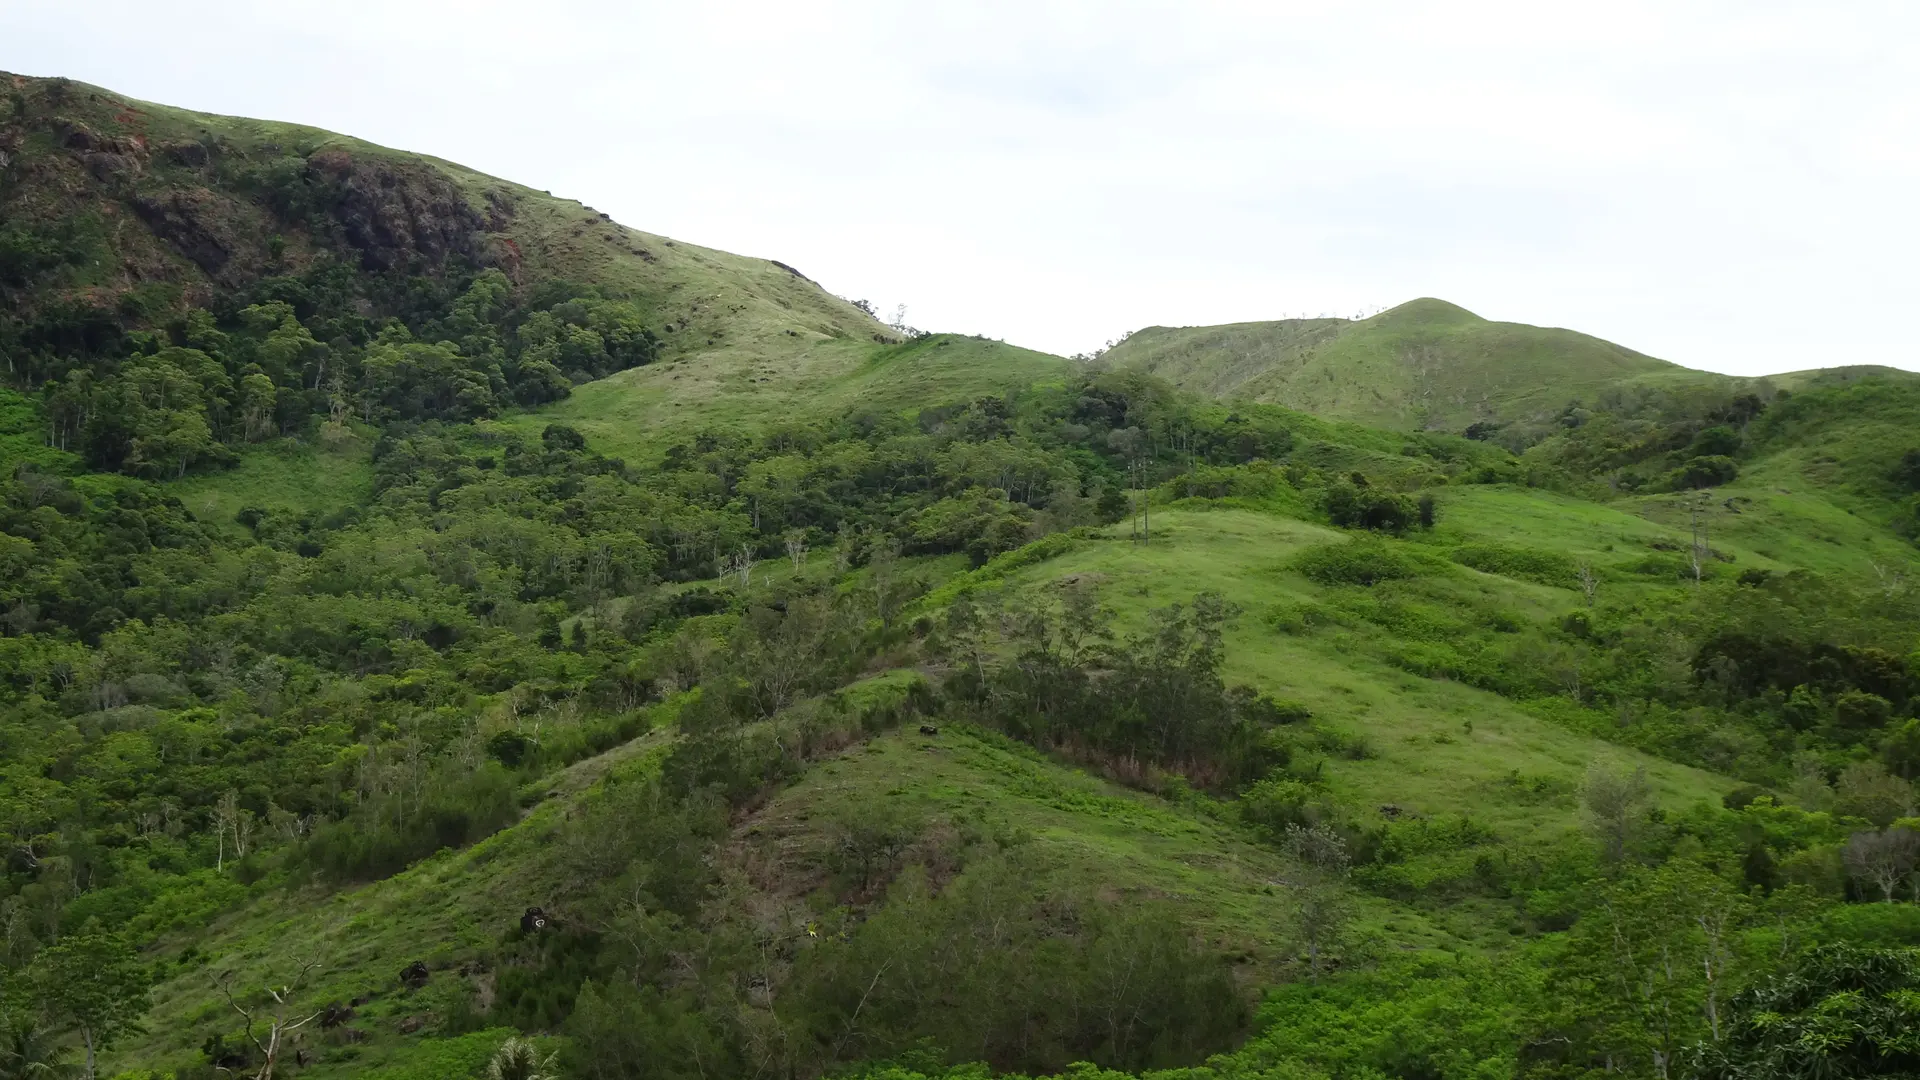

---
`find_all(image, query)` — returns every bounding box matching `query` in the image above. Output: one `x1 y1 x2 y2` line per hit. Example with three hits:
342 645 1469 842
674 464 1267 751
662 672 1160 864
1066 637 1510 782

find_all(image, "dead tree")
1688 495 1712 585
215 960 325 1080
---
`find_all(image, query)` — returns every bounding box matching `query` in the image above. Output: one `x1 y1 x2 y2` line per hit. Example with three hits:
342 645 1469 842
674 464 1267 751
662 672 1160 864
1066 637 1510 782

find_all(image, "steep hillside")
0 72 887 366
1104 299 1700 431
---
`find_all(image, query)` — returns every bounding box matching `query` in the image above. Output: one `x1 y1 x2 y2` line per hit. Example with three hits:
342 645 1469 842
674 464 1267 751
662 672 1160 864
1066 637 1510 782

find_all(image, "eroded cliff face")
1 73 505 323
301 148 489 272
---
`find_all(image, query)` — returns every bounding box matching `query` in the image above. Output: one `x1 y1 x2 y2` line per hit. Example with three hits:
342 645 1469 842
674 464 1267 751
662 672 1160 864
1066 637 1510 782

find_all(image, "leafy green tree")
1691 945 1920 1079
85 354 218 477
1582 762 1651 868
1282 823 1354 982
1834 761 1915 827
237 371 277 442
1548 859 1754 1077
1883 718 1920 780
28 934 149 1080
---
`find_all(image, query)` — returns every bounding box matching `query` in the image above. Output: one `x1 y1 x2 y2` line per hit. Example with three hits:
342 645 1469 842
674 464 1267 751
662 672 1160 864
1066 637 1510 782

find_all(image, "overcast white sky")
6 1 1917 374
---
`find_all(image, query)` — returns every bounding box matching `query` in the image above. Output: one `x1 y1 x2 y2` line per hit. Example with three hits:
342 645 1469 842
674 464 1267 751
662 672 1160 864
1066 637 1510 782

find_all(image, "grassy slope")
983 506 1733 827
1612 377 1920 580
496 334 1076 463
127 729 676 1075
1105 298 1694 432
121 494 1758 1071
166 431 376 535
2 71 906 389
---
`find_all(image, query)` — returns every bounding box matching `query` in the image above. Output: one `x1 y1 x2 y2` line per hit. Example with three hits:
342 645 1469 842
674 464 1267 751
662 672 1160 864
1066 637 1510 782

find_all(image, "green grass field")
493 334 1074 462
1103 299 1688 431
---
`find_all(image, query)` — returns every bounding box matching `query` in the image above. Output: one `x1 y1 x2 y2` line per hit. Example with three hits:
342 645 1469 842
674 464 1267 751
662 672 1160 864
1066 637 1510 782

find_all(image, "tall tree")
28 934 149 1080
1692 945 1920 1079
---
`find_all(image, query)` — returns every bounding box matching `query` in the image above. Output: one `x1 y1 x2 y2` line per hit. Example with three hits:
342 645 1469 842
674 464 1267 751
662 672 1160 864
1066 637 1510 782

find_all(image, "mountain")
0 72 1066 442
1104 298 1716 431
4 72 1920 1080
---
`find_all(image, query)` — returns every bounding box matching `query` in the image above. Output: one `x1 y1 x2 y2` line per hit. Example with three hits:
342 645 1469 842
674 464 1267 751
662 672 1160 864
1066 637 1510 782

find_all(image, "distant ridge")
1103 298 1693 432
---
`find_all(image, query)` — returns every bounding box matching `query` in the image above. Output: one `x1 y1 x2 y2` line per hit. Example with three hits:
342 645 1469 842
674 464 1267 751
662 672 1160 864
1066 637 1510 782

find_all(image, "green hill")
1103 299 1709 431
4 72 1920 1080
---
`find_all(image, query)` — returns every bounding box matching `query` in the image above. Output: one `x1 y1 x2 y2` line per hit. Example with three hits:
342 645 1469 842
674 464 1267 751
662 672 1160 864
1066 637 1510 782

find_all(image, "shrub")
1291 539 1437 587
1669 455 1738 489
1894 448 1920 492
301 762 519 881
1326 480 1418 534
1240 776 1322 837
1689 425 1742 457
1450 543 1578 589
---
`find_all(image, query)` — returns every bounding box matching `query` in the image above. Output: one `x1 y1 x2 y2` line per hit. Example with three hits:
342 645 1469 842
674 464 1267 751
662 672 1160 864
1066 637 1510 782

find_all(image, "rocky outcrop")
159 140 210 168
131 187 238 281
303 149 486 272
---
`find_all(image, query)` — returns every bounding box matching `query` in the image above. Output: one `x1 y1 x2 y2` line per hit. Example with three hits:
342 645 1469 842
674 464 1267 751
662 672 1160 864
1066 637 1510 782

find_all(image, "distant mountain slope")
1103 298 1702 432
0 71 880 370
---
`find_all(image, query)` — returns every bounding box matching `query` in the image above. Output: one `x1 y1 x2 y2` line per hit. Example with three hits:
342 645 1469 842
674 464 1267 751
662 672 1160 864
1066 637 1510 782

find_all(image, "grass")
1105 298 1691 432
165 431 376 536
731 724 1468 977
492 333 1074 464
118 727 676 1075
978 507 1734 846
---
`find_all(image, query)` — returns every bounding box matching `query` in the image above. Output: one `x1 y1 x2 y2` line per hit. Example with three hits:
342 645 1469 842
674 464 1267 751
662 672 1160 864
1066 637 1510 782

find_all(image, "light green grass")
117 728 674 1076
985 507 1734 847
493 334 1074 463
164 433 375 535
1106 298 1690 431
733 724 1467 976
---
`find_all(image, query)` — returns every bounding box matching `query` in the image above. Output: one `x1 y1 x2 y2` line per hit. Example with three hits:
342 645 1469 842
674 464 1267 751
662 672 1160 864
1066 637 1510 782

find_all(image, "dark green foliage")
14 267 663 475
946 590 1288 789
1292 538 1436 587
1895 448 1920 492
564 980 738 1080
1450 543 1578 589
1689 425 1742 457
1324 478 1418 533
783 856 1246 1072
17 932 150 1077
1670 454 1739 490
1692 945 1920 1079
300 763 518 881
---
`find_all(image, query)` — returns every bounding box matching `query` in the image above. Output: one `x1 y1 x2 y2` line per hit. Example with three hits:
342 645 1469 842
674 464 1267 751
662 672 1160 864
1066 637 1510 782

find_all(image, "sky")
5 1 1917 375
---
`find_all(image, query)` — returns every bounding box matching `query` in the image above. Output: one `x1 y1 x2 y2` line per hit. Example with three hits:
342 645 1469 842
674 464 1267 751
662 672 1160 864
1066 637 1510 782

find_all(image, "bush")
1326 480 1419 534
1669 455 1738 489
1450 543 1578 589
1894 448 1920 492
301 763 519 880
782 856 1247 1072
1240 776 1323 837
1689 425 1742 457
1291 539 1437 587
